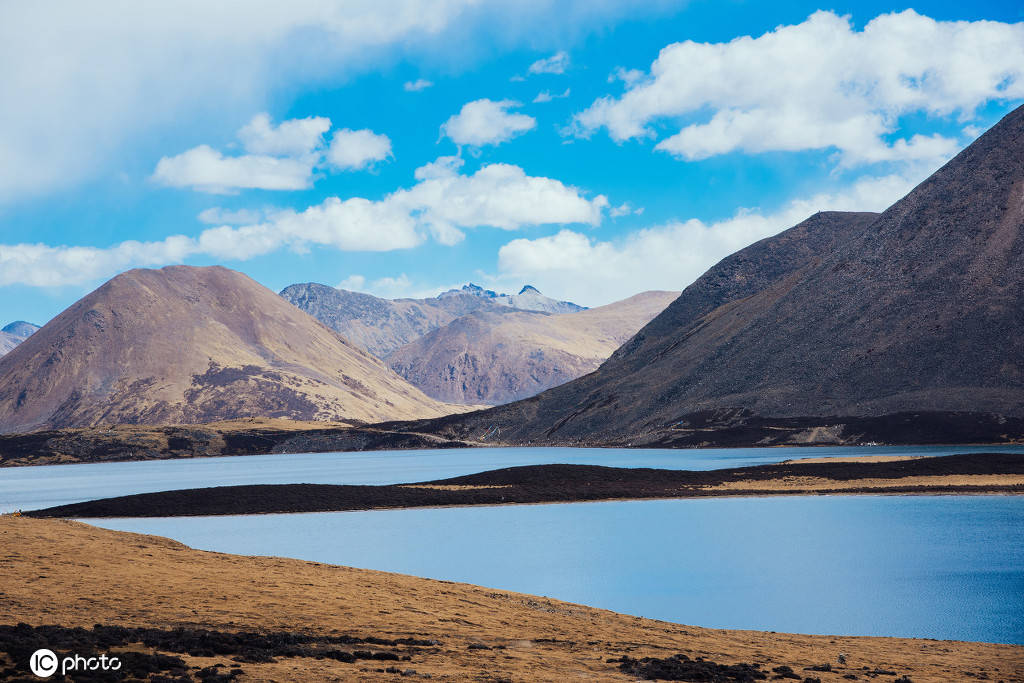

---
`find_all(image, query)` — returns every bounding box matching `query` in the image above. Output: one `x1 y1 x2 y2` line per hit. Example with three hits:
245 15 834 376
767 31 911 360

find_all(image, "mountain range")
387 291 677 404
1 105 1021 446
398 104 1024 446
279 282 583 358
282 281 668 405
440 283 585 314
0 266 454 433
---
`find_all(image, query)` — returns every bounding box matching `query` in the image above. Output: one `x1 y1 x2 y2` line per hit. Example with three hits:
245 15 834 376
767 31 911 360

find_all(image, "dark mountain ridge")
390 104 1024 446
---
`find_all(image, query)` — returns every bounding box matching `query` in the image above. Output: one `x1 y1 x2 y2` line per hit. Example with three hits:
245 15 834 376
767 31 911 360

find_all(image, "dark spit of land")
24 452 1024 518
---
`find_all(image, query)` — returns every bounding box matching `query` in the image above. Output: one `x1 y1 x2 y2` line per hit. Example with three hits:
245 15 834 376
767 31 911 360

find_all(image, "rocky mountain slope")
0 266 455 433
0 321 39 357
280 282 584 358
406 104 1024 445
279 283 506 358
386 291 678 405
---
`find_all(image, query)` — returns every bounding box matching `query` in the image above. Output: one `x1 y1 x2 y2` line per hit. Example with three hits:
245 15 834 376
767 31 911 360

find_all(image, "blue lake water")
3 443 1023 512
91 495 1024 644
5 445 1023 644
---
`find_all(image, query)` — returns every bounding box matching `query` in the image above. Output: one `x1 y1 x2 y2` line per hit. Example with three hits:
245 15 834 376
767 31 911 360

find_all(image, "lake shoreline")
25 451 1024 518
3 411 1024 468
2 516 1021 682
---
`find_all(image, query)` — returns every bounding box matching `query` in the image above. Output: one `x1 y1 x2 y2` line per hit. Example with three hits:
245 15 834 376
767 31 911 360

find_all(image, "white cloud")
154 114 393 191
608 67 644 86
348 274 413 298
0 0 670 202
0 237 197 288
391 158 608 244
403 78 434 92
152 145 318 193
609 202 642 217
326 129 393 170
237 113 330 157
492 167 931 307
441 99 536 147
575 10 1024 166
528 51 569 75
337 274 367 290
533 88 570 103
338 273 461 299
1 159 609 286
198 197 423 259
197 207 264 224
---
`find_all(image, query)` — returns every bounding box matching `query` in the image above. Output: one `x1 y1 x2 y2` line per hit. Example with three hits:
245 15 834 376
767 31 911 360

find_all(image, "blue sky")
1 0 1022 325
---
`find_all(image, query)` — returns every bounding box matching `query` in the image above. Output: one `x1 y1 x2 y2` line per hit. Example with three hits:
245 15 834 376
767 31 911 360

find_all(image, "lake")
5 444 1023 644
4 443 1023 512
91 494 1024 645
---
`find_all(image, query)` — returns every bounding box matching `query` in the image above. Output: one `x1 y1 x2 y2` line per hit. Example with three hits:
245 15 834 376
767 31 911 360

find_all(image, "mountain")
0 321 39 357
2 321 39 339
0 333 20 356
0 266 455 434
408 104 1024 445
441 283 586 314
279 283 512 357
386 291 678 405
280 283 585 358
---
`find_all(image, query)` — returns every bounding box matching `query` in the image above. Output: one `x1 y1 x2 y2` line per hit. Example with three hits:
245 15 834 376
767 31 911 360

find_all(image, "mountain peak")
416 104 1024 445
518 285 540 295
1 321 39 339
0 265 451 433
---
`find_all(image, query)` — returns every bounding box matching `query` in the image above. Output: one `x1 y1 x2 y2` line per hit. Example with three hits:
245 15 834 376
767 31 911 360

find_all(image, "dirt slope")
386 290 678 404
0 266 456 433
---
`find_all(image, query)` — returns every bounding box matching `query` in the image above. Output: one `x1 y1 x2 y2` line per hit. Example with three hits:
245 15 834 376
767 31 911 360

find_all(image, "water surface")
91 494 1024 644
4 443 1022 512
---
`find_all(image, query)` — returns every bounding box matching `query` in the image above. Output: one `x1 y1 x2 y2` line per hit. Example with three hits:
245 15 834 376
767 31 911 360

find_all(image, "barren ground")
1 517 1022 682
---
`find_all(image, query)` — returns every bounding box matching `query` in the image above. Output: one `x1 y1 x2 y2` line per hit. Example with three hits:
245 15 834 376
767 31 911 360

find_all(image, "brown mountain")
279 283 585 358
386 291 678 405
403 104 1024 446
278 283 505 358
0 266 455 434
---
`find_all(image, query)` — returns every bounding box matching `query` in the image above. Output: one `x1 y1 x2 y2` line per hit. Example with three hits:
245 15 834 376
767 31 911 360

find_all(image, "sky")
1 0 1023 325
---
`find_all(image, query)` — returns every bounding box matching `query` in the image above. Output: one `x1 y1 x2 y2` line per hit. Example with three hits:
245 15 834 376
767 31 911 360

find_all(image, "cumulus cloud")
154 114 392 191
326 129 393 170
237 113 330 156
533 88 570 103
0 237 197 288
403 79 434 92
152 145 318 193
0 1 670 202
441 99 536 147
1 160 609 286
153 114 329 193
528 51 569 75
575 10 1024 166
390 158 607 244
492 167 932 306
